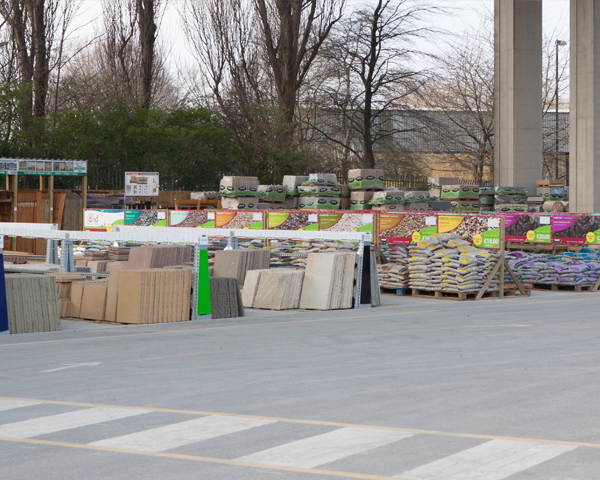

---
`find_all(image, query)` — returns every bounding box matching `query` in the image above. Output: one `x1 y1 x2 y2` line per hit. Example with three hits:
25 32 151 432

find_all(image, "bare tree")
304 0 434 169
253 0 344 131
419 20 494 184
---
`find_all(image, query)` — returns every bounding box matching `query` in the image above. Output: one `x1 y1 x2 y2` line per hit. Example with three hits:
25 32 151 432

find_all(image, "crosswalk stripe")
397 439 577 480
0 399 40 412
89 415 277 452
237 426 414 468
0 407 150 439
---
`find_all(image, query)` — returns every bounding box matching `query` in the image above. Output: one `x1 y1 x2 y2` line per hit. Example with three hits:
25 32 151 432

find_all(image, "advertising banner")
552 215 600 245
170 210 217 228
319 212 374 234
267 211 319 231
124 210 168 227
84 209 124 232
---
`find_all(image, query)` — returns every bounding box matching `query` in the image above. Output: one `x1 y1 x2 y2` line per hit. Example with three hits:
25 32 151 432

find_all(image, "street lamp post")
555 39 567 180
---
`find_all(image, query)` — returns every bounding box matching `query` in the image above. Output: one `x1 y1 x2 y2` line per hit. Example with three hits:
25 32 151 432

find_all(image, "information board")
125 172 159 196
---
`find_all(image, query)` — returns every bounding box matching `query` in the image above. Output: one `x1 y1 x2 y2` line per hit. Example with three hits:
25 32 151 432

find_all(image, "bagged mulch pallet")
409 234 501 293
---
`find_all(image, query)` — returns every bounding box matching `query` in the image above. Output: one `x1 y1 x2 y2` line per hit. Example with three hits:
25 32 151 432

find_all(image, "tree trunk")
27 0 48 118
137 0 156 109
362 89 376 168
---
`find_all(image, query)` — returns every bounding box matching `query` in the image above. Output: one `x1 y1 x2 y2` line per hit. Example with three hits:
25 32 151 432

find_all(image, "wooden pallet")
530 283 595 292
411 283 531 301
502 283 532 297
411 288 500 301
380 286 410 296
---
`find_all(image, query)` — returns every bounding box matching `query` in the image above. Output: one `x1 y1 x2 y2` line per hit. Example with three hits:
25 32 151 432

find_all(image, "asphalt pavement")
1 290 599 479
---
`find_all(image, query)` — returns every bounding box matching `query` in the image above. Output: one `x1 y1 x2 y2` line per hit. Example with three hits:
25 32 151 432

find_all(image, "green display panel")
196 249 211 316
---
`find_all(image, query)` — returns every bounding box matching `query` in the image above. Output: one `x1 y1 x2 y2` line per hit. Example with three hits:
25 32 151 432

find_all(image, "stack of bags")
349 169 385 210
378 264 409 289
369 190 405 211
191 191 221 201
298 173 342 210
428 177 459 200
441 185 480 212
299 252 356 310
242 269 305 310
506 251 600 286
378 245 409 289
404 191 431 211
220 176 260 209
282 175 309 210
409 234 501 293
494 186 528 212
282 240 357 268
479 187 496 212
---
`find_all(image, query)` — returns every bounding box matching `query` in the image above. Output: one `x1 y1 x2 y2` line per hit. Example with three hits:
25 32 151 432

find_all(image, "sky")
71 0 571 77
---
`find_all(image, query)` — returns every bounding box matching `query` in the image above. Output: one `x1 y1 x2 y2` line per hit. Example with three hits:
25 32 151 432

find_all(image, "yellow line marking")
0 396 598 450
0 295 594 348
0 436 398 480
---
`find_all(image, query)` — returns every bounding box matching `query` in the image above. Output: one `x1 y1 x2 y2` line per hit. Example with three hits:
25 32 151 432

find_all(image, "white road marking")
89 415 276 452
237 426 414 468
397 439 577 480
0 399 40 412
0 407 150 439
41 362 101 373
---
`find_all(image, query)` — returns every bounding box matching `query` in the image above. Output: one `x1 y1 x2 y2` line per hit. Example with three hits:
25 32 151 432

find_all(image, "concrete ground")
1 290 599 479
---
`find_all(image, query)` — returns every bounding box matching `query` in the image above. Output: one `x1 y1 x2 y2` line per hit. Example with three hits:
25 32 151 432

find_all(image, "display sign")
0 159 87 176
266 211 318 231
552 215 600 245
125 172 159 197
84 209 124 232
124 210 167 227
319 212 374 234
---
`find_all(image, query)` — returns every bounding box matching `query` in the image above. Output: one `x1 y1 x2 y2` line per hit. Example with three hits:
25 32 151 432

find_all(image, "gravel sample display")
128 211 159 226
384 215 427 238
172 211 210 228
443 216 489 243
553 216 600 238
322 213 372 232
220 212 256 229
268 212 314 230
505 215 541 237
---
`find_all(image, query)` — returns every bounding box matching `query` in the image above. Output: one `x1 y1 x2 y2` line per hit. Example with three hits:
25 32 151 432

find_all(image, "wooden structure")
174 199 221 210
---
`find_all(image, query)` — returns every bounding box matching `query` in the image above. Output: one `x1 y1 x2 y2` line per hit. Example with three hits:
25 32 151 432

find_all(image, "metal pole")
555 42 559 180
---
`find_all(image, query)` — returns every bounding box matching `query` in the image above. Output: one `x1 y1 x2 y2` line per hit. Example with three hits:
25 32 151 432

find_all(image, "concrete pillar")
570 0 600 213
494 0 543 195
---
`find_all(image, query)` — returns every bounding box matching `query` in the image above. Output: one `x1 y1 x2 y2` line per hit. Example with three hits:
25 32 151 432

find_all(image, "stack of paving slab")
115 269 192 323
242 269 305 310
209 277 245 318
299 252 356 310
6 274 60 333
69 269 192 324
82 249 108 261
48 273 88 318
128 245 193 269
108 246 130 261
213 250 271 286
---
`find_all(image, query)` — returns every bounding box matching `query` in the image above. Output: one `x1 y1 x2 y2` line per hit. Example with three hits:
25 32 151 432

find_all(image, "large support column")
570 0 600 213
494 0 543 195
